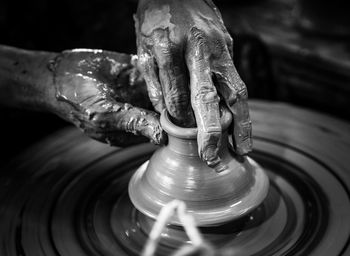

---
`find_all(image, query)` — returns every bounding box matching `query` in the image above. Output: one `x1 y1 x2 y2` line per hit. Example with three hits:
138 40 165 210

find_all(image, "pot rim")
160 109 233 139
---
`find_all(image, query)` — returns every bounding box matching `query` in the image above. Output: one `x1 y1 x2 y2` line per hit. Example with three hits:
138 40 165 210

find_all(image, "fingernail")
206 154 227 173
203 145 220 166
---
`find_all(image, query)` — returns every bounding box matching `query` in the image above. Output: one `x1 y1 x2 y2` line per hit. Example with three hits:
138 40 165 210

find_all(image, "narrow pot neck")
167 131 230 156
160 109 232 156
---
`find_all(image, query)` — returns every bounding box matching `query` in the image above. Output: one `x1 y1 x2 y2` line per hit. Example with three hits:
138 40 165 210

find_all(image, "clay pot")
129 110 269 226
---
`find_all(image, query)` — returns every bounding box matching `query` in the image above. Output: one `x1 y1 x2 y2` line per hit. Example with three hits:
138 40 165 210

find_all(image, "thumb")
98 104 166 145
120 106 166 145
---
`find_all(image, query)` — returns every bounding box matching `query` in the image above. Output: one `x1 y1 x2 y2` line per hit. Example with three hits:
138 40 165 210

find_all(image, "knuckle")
237 85 248 100
189 27 208 46
166 100 184 118
165 89 189 110
152 29 175 54
194 86 219 104
166 88 187 102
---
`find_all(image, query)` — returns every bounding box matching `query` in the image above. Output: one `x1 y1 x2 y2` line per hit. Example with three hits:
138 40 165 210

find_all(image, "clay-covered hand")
135 0 252 166
50 49 165 147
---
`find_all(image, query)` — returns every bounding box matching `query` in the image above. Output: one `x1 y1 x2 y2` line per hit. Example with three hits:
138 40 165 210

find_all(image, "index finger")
186 29 222 167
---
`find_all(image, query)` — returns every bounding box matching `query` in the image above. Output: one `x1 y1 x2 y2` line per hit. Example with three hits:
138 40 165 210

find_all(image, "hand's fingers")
152 31 195 127
213 50 252 155
138 48 165 113
86 102 166 145
186 28 222 166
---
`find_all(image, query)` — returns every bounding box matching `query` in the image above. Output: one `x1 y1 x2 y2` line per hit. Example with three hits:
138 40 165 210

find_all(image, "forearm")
0 45 58 111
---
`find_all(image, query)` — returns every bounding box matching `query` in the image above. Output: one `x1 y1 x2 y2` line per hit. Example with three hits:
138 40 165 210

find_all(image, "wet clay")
128 109 269 226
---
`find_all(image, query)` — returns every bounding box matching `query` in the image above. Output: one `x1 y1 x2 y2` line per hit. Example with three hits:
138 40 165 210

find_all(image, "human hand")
49 49 165 147
135 0 252 166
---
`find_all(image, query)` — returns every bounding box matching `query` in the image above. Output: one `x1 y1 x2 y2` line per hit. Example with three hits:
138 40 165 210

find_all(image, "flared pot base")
129 157 269 226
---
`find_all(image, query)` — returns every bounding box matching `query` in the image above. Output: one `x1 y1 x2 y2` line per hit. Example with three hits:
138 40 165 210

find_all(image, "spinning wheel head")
128 110 269 226
2 102 350 255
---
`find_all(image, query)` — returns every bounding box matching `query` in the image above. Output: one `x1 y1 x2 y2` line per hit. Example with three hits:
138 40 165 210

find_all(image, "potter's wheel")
0 101 349 255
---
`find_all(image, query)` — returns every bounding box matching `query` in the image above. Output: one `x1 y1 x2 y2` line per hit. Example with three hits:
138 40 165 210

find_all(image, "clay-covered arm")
0 45 57 111
0 45 165 146
136 0 252 166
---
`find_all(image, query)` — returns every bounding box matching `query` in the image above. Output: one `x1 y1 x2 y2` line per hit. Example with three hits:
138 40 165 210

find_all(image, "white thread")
141 200 208 256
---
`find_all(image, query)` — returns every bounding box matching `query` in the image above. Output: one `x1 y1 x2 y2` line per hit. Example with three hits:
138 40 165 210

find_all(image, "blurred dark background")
0 0 349 166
